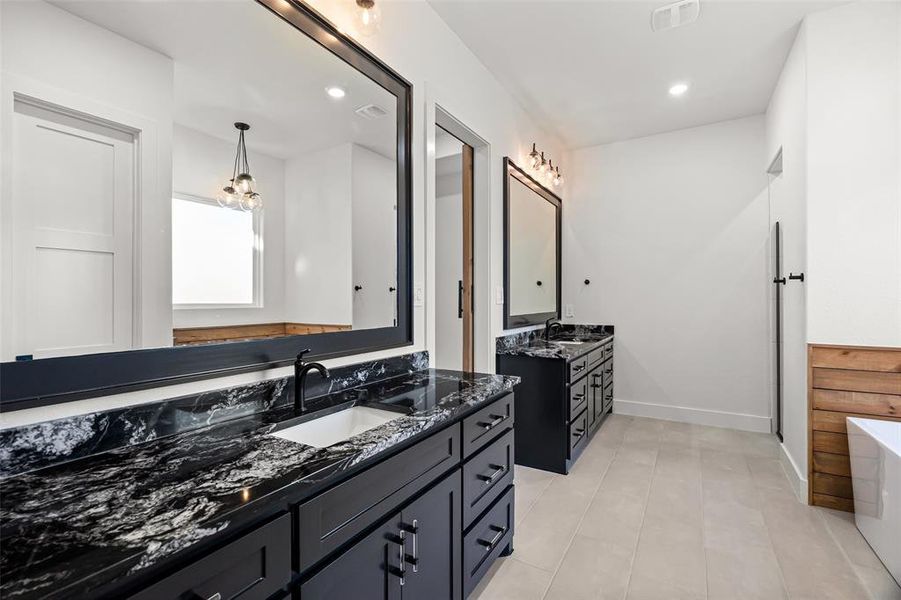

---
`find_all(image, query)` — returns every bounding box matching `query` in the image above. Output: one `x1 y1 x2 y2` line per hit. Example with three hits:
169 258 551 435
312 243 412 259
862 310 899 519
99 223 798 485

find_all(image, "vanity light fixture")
668 82 689 97
218 122 262 212
538 151 549 174
354 0 381 36
552 166 564 187
527 143 541 169
326 86 346 99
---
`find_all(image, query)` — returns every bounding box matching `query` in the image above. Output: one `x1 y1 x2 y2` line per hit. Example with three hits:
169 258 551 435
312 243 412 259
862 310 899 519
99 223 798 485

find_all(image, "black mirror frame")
502 157 562 330
0 0 413 411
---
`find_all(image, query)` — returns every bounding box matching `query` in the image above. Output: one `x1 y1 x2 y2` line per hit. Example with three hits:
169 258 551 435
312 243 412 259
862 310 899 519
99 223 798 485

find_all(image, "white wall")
804 1 901 348
0 0 173 351
1 0 564 426
765 24 809 494
172 124 287 328
284 144 353 326
565 116 771 432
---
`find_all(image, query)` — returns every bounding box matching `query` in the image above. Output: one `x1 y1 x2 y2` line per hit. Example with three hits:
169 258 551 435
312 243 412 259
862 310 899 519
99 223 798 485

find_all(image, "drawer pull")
478 414 507 431
573 392 586 400
573 363 586 372
477 464 506 485
401 519 419 572
477 525 508 552
205 594 221 600
590 383 601 389
572 428 585 437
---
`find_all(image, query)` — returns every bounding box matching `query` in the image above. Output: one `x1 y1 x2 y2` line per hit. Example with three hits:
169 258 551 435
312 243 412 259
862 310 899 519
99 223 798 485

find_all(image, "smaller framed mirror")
503 158 561 329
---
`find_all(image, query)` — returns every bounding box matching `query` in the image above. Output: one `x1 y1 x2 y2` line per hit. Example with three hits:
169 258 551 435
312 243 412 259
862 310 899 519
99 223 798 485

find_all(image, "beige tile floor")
470 415 901 600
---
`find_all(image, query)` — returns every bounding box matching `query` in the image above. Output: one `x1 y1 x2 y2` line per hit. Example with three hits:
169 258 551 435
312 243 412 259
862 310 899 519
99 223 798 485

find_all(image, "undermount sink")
555 340 586 345
271 405 403 449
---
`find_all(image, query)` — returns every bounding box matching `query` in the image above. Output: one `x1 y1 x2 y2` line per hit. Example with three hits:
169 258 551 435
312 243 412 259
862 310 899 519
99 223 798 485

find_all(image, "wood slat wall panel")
812 472 854 499
813 389 901 417
808 344 901 513
812 409 901 434
811 346 901 372
174 322 351 345
812 451 851 477
812 430 850 455
811 493 855 512
812 368 901 395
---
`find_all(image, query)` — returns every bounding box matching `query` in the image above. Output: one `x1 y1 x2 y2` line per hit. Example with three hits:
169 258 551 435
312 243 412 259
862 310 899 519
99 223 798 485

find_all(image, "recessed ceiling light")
326 86 346 99
669 82 689 97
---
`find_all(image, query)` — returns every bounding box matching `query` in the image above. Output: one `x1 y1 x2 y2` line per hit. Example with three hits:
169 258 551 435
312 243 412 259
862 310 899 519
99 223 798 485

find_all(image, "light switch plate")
564 304 575 318
414 286 424 306
495 286 504 305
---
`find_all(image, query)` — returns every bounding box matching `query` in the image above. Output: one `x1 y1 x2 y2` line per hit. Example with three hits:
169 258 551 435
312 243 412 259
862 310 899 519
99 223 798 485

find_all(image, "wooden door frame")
461 144 474 371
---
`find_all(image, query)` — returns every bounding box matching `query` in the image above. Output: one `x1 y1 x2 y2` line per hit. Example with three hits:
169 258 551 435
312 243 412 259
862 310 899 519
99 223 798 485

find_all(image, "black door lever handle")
789 273 805 282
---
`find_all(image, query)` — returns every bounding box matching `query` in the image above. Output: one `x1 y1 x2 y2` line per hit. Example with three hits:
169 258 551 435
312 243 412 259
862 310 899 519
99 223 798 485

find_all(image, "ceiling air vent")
651 0 700 32
355 104 388 119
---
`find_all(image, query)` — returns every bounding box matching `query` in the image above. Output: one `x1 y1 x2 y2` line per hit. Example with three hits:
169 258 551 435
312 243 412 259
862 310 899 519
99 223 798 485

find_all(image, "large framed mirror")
0 0 412 409
503 158 561 329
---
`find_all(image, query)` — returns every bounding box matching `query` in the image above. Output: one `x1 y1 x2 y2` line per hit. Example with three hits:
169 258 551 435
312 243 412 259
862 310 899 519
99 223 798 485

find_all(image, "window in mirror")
172 194 260 307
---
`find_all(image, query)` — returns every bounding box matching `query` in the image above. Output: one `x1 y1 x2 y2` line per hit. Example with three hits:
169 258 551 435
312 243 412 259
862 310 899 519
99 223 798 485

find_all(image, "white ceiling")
52 0 397 160
428 0 842 148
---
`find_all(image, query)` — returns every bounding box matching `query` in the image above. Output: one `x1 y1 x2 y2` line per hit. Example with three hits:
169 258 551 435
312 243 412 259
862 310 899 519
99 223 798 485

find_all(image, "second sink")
272 405 403 449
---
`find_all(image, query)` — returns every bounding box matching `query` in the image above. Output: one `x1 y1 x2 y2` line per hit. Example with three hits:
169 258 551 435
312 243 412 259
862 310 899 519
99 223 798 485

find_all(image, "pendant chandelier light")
218 122 262 212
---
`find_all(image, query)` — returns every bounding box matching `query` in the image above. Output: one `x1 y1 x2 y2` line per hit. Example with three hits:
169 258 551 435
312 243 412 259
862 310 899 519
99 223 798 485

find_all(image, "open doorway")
434 125 474 371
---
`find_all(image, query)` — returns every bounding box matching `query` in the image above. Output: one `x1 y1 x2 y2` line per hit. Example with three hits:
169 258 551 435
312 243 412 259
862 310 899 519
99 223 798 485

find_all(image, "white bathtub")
847 417 901 586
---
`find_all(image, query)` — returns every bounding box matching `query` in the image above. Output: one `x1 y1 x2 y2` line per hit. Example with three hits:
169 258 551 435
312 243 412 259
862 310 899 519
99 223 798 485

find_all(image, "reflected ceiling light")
668 82 689 97
354 0 381 37
217 122 262 212
326 86 346 99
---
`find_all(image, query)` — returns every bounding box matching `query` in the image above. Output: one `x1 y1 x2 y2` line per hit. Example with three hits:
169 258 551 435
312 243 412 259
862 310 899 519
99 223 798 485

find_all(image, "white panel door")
9 99 135 359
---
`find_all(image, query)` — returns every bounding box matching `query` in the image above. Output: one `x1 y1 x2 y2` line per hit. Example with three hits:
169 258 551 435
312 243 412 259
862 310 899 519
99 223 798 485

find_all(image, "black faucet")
545 317 562 341
294 349 330 412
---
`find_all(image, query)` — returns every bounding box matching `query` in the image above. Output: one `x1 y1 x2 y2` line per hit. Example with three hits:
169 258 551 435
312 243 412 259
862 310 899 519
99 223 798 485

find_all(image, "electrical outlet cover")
495 286 504 305
565 304 575 318
414 286 424 306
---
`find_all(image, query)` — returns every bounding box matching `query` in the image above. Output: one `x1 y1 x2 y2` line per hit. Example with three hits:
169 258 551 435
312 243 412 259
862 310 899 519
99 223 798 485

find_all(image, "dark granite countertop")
0 368 519 599
497 334 614 360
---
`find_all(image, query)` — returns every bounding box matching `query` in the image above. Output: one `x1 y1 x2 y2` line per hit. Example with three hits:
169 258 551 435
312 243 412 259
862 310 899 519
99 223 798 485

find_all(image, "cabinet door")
401 472 462 600
300 519 403 600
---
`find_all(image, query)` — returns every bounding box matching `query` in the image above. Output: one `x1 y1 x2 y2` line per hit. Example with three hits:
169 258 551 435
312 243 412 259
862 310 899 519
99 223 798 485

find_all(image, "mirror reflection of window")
171 195 259 307
1 0 401 359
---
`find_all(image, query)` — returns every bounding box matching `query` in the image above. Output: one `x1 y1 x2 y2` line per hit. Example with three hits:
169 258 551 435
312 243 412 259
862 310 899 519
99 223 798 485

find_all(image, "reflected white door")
9 99 135 359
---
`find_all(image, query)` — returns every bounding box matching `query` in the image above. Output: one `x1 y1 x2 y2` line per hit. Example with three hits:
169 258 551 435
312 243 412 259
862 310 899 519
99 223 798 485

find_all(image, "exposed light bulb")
527 143 541 170
354 0 381 36
234 173 254 194
538 152 549 174
552 166 563 187
217 183 239 208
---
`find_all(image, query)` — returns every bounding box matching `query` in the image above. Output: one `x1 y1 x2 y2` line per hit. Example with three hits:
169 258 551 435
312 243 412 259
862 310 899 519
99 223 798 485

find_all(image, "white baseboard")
613 398 772 433
779 442 809 502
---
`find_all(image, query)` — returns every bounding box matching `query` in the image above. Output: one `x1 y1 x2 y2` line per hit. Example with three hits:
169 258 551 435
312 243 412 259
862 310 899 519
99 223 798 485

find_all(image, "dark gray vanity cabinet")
498 340 613 475
300 472 462 599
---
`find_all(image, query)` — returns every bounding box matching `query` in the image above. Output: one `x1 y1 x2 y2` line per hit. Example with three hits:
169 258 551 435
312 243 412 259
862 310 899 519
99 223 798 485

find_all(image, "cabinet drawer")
129 514 290 600
463 428 514 527
569 357 589 381
603 384 614 413
587 347 605 367
463 485 514 598
569 378 589 421
462 393 514 458
602 361 613 389
603 342 613 361
569 409 588 456
297 426 460 572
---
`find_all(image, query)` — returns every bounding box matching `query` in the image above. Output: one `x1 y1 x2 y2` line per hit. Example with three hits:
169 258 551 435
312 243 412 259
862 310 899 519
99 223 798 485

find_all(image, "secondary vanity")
496 159 614 474
0 1 516 598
